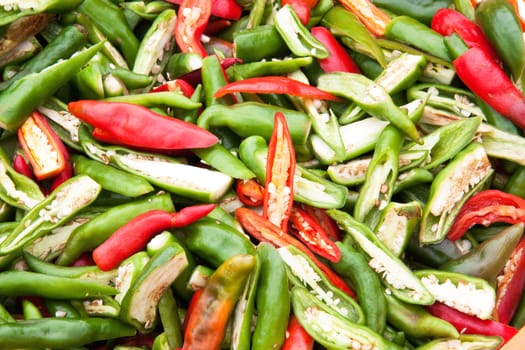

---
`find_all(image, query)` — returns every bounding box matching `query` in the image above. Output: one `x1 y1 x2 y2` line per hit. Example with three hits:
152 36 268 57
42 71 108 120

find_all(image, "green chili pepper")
372 0 451 25
114 251 150 304
322 6 387 67
279 245 364 324
44 299 82 318
385 16 451 61
417 335 501 350
331 241 387 333
393 167 434 194
79 0 140 66
476 0 525 80
233 25 289 63
0 175 101 255
415 269 496 320
197 102 311 145
167 52 203 79
158 288 183 349
0 0 83 26
104 91 202 110
0 25 87 91
291 286 390 350
0 317 136 348
56 192 174 266
228 57 313 80
251 243 290 350
440 223 523 284
385 292 459 339
175 217 256 268
419 142 493 244
318 72 421 143
0 270 117 298
0 42 102 131
328 209 434 305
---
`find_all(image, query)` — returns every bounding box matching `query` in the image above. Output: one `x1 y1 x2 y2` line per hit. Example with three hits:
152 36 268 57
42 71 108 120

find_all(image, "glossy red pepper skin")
281 314 314 350
453 46 525 129
289 206 341 263
166 0 242 20
427 302 518 344
236 179 264 207
263 112 296 232
282 0 319 25
93 204 215 271
12 154 35 179
447 190 525 241
150 79 195 97
300 204 342 241
17 111 68 181
175 0 212 57
496 233 525 324
311 26 361 74
68 100 219 151
431 8 500 63
213 76 342 101
235 207 356 298
49 136 73 192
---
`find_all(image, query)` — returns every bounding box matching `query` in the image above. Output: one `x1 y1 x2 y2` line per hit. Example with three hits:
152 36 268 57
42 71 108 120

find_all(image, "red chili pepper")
204 19 232 36
427 302 518 344
165 0 242 20
49 136 72 192
263 112 296 232
150 79 195 97
338 0 391 37
282 0 319 25
447 190 525 241
93 204 215 271
174 0 212 57
235 207 356 298
183 289 202 332
236 179 264 207
453 46 525 129
289 206 341 263
281 314 314 350
70 252 96 267
12 153 35 179
68 100 219 151
431 8 501 64
17 111 68 181
311 26 361 74
300 204 342 241
213 76 342 101
496 233 525 324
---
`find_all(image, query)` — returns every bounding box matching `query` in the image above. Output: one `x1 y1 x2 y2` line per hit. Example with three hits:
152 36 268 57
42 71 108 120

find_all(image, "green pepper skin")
202 54 235 107
372 0 451 25
251 243 290 350
385 293 459 339
56 192 175 266
197 102 311 145
476 0 525 80
416 335 502 350
0 270 117 299
175 218 256 268
229 57 313 80
0 42 102 131
440 223 523 284
233 25 289 63
0 317 136 349
332 241 387 334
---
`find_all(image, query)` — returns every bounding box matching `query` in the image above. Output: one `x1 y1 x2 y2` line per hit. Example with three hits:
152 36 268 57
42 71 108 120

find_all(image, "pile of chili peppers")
0 0 525 349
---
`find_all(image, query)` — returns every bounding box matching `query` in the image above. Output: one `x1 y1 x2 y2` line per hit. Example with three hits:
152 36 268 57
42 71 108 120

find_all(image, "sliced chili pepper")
236 179 264 207
92 204 215 271
235 207 356 297
300 203 342 241
49 133 73 192
496 232 525 324
17 111 67 181
453 46 525 129
150 79 195 97
427 302 518 344
166 0 242 20
282 0 319 25
310 26 360 74
263 112 296 232
68 100 219 151
447 190 525 241
289 206 341 263
214 76 341 101
431 8 500 63
281 314 314 350
174 0 212 57
183 289 202 332
338 0 391 37
12 153 35 179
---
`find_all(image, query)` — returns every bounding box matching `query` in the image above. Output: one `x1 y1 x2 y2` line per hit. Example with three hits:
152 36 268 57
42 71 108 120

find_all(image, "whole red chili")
311 26 361 74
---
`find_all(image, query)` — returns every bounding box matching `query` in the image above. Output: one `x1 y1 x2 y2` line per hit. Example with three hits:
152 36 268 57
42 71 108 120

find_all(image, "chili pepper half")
175 0 212 57
93 204 215 271
68 100 218 151
338 0 391 37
